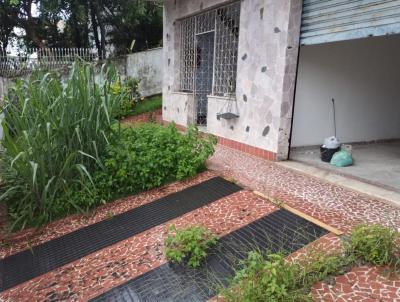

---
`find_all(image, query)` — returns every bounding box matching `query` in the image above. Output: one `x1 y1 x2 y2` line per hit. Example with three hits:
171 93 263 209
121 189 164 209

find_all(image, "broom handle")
332 98 337 138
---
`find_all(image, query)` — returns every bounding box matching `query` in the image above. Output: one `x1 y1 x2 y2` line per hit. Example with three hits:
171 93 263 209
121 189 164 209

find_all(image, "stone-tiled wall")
162 0 302 160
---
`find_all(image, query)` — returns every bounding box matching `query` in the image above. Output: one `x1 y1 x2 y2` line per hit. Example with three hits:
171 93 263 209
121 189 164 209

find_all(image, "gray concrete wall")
126 48 163 97
292 35 400 147
0 77 13 100
163 0 302 160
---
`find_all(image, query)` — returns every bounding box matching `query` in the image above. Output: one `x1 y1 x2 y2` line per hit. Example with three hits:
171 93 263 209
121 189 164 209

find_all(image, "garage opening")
290 34 400 191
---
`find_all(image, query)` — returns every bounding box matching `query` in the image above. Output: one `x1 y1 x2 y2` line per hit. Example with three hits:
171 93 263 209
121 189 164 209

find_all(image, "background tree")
0 1 19 53
103 0 163 55
0 0 163 56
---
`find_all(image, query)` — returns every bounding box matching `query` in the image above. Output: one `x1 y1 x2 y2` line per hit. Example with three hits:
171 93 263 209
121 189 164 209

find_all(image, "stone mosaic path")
0 176 279 301
208 146 400 233
1 177 241 292
312 266 400 302
1 143 399 301
208 145 400 301
0 171 217 258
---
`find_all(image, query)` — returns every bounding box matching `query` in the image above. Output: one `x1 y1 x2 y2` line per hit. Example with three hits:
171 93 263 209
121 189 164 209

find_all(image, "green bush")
0 62 124 230
94 123 216 197
349 224 397 265
165 224 218 268
112 77 141 118
0 63 215 232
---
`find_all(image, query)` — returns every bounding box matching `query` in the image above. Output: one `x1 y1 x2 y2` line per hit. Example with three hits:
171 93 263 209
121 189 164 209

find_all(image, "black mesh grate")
0 177 241 291
92 209 329 302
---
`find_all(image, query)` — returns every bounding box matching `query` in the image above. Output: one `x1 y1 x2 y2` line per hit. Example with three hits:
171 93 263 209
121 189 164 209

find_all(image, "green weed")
165 224 218 268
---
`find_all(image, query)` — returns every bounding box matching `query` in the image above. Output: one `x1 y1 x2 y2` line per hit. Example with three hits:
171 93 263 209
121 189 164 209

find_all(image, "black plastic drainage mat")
0 177 241 291
92 209 329 302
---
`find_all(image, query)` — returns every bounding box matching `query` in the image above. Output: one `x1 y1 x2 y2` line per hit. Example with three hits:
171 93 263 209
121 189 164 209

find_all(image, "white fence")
0 48 99 78
0 48 163 99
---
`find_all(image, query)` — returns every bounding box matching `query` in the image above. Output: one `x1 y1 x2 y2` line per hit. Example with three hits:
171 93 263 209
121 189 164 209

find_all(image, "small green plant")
221 224 399 301
222 250 354 302
165 225 218 268
225 252 295 301
348 224 398 265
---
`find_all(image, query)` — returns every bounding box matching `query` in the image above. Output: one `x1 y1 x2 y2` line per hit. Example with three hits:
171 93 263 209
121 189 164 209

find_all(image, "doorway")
290 35 400 192
194 32 215 125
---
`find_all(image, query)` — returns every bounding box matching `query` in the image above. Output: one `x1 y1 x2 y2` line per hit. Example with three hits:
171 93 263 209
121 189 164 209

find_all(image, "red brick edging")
121 109 162 124
162 120 277 161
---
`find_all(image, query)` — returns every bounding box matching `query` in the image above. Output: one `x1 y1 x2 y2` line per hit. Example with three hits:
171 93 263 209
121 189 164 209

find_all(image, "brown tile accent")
121 109 162 124
220 136 277 161
161 120 278 161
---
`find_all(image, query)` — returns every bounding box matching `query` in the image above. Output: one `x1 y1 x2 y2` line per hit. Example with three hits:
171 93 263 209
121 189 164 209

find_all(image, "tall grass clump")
0 62 124 230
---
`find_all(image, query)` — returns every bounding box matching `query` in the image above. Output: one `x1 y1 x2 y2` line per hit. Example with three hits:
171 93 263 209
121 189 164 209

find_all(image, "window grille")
179 2 240 95
214 3 240 96
179 18 195 92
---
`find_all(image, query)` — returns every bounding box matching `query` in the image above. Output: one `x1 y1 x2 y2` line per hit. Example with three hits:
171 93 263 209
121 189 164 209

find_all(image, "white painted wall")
291 35 400 147
126 47 163 97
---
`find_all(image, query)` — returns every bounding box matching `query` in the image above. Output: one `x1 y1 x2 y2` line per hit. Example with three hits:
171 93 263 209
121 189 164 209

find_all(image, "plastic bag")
330 150 353 167
323 136 340 149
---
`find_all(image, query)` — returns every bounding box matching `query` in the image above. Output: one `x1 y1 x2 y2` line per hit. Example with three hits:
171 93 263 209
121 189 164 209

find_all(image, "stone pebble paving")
208 145 400 301
312 266 400 302
1 143 400 301
0 171 216 259
0 189 278 301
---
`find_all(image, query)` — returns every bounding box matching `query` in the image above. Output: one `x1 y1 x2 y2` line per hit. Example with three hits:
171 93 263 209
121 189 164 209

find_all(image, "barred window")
214 4 240 96
178 2 240 96
179 18 195 92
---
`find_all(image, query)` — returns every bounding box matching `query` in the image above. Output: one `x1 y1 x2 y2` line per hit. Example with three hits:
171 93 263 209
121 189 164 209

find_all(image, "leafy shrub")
94 123 216 196
113 95 134 119
225 252 295 301
0 62 124 230
0 60 215 231
349 224 397 265
165 224 218 268
112 77 141 118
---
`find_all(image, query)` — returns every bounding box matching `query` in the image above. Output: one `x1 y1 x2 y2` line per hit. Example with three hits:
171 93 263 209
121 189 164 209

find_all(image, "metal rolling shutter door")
301 0 400 45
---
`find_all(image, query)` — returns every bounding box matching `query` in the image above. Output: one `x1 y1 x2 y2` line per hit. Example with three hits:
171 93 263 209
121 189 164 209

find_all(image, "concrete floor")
290 141 400 192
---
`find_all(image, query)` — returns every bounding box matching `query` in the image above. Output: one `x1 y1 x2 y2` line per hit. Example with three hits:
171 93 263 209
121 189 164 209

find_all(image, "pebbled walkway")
208 145 400 232
1 143 399 301
312 266 400 301
208 145 400 301
0 188 278 301
0 171 217 259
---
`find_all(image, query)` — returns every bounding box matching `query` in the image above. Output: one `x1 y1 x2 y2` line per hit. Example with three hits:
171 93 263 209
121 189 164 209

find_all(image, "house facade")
162 0 400 161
